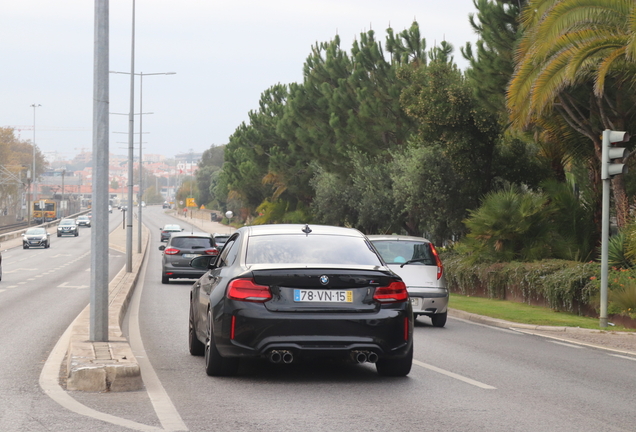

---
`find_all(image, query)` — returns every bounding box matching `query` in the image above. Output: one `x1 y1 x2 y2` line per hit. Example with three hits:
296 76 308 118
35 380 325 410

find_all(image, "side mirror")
190 255 216 270
158 245 165 251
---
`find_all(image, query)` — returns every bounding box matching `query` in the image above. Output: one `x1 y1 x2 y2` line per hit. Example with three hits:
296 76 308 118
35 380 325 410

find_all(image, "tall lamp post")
111 71 175 255
30 103 41 223
137 71 175 253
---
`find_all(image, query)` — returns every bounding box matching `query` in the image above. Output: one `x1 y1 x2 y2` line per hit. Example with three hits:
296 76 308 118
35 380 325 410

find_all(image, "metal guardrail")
0 211 89 245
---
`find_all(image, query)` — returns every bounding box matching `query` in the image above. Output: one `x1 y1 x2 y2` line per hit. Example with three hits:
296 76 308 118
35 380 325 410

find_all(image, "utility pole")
90 0 110 342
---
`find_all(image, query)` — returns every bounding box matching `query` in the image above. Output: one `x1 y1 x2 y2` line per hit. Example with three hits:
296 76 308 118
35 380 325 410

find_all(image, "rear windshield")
371 240 435 265
246 234 381 266
170 236 214 249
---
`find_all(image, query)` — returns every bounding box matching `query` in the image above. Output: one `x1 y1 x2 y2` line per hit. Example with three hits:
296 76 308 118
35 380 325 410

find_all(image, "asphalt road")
2 206 636 431
0 211 126 431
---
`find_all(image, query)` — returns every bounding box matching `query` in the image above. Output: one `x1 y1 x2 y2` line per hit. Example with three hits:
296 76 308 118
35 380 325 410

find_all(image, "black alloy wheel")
204 310 239 377
189 304 205 356
375 345 413 377
431 311 447 328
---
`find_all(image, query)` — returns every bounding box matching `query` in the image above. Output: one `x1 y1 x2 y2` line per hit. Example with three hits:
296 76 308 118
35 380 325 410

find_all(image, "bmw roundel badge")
319 275 329 285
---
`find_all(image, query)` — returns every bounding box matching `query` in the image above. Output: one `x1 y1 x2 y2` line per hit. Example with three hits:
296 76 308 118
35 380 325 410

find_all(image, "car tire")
189 304 205 356
75 231 78 237
57 233 61 237
161 275 169 284
23 244 28 249
46 242 50 248
205 310 239 376
431 311 447 328
376 345 413 377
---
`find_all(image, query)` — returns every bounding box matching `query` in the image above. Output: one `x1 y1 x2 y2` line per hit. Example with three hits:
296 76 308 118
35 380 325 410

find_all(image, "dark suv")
159 232 219 284
57 219 79 237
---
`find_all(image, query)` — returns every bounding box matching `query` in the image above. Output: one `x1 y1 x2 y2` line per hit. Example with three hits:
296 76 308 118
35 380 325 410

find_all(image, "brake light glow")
164 247 180 255
227 278 272 302
373 281 408 303
430 244 444 280
205 248 219 256
230 315 236 340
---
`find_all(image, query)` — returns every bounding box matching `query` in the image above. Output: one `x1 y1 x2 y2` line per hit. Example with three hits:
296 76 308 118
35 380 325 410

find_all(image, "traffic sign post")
600 129 630 328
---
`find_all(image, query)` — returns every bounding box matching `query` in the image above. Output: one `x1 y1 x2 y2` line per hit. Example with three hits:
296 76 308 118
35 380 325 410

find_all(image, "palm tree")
507 0 636 227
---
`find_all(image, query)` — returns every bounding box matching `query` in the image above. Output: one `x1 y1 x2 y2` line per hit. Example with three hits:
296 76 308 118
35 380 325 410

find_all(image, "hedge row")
441 253 599 315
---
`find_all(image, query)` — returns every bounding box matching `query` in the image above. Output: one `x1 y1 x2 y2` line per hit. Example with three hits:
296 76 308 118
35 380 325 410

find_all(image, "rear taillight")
373 281 408 303
205 248 219 256
164 247 180 255
227 278 272 302
430 244 443 280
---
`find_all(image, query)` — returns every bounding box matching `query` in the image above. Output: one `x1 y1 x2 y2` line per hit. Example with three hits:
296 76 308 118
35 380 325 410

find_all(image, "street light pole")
125 0 136 273
30 103 41 223
112 71 175 254
137 71 175 252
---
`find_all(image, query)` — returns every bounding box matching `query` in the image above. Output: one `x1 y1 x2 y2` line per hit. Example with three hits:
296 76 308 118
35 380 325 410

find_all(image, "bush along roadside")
442 253 599 316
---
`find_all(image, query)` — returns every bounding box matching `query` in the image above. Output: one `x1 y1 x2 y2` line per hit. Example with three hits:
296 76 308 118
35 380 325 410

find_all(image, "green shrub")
442 251 598 314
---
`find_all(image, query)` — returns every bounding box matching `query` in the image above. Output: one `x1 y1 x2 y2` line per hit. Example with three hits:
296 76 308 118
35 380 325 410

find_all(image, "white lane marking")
128 247 189 431
57 282 89 289
550 341 583 349
0 289 4 293
39 301 163 432
4 268 38 274
413 359 497 390
610 354 636 361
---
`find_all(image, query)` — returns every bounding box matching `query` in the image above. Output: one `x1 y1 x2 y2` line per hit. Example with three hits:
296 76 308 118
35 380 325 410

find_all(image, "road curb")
65 222 149 392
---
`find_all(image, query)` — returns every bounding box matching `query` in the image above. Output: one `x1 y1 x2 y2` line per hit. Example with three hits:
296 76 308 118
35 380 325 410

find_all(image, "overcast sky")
1 0 479 163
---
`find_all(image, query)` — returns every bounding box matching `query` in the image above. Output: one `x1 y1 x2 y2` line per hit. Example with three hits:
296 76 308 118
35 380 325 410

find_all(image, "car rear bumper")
163 269 206 279
408 287 449 315
215 306 412 360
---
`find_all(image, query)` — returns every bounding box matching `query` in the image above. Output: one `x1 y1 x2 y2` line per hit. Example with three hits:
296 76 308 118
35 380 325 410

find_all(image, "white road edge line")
609 354 636 361
549 341 583 349
39 298 163 431
128 242 189 432
413 359 497 390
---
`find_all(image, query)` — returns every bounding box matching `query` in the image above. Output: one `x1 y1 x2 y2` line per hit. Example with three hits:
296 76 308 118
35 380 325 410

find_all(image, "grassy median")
449 293 632 331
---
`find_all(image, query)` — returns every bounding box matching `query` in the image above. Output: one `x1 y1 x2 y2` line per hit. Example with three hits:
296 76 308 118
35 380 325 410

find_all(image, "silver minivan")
368 235 448 327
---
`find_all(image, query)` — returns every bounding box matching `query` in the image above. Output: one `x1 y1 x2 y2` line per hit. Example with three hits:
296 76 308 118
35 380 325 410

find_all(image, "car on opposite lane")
57 218 79 237
188 224 413 377
368 234 448 327
22 227 51 249
76 215 91 227
160 224 183 242
159 232 219 284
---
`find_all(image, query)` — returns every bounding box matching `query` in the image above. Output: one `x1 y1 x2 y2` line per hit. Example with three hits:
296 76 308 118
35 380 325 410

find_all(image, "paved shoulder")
449 308 636 355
